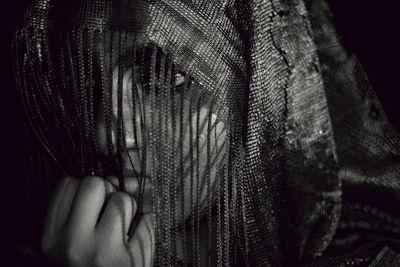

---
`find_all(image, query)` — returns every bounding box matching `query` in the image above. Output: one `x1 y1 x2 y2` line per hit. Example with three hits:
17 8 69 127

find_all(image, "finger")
129 213 155 267
66 176 110 237
107 176 153 213
96 192 137 244
104 178 117 195
41 177 80 251
106 176 139 197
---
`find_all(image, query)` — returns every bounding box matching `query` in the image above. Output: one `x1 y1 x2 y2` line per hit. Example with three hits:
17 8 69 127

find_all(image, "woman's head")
95 41 227 222
14 1 248 265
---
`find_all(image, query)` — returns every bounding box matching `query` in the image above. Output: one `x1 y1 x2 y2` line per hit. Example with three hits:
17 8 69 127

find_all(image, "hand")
41 176 154 267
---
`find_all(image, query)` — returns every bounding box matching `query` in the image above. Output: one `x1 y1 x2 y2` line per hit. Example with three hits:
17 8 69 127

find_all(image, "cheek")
179 106 227 220
197 111 226 172
180 106 227 173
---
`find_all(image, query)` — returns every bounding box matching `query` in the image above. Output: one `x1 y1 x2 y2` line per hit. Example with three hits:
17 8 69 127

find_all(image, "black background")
1 0 399 260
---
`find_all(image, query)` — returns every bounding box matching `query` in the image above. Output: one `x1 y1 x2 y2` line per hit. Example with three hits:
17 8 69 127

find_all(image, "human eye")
175 72 185 87
173 72 187 95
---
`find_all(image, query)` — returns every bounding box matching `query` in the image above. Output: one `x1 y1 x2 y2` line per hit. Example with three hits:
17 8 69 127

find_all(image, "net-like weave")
13 0 400 266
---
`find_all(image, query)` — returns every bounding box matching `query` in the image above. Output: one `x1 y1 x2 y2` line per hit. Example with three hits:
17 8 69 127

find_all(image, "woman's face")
95 54 227 223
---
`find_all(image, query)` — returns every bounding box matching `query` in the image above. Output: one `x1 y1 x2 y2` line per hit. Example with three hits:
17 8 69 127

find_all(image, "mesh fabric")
13 0 400 266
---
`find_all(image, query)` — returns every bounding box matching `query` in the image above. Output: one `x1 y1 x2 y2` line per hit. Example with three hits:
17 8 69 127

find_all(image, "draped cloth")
12 0 400 266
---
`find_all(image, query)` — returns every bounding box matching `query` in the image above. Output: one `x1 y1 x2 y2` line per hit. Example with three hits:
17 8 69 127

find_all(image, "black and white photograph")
2 0 399 266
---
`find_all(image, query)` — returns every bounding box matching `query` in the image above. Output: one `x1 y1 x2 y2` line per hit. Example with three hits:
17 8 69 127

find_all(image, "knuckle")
81 176 106 192
61 238 91 267
103 180 116 195
61 176 77 184
108 192 137 213
57 176 78 190
63 245 83 267
41 237 83 266
92 249 111 267
109 192 132 206
93 245 128 267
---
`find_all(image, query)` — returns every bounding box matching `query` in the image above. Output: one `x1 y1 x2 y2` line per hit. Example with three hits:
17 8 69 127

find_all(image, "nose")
96 67 147 155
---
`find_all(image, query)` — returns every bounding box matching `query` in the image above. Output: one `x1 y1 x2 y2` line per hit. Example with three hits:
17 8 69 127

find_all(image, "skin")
41 176 154 267
41 56 226 266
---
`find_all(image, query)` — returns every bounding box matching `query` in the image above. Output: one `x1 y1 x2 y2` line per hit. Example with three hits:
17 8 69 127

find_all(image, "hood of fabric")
16 0 400 266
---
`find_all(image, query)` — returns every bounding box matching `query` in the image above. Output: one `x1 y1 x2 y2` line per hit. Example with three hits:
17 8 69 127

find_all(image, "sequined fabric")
13 0 400 266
